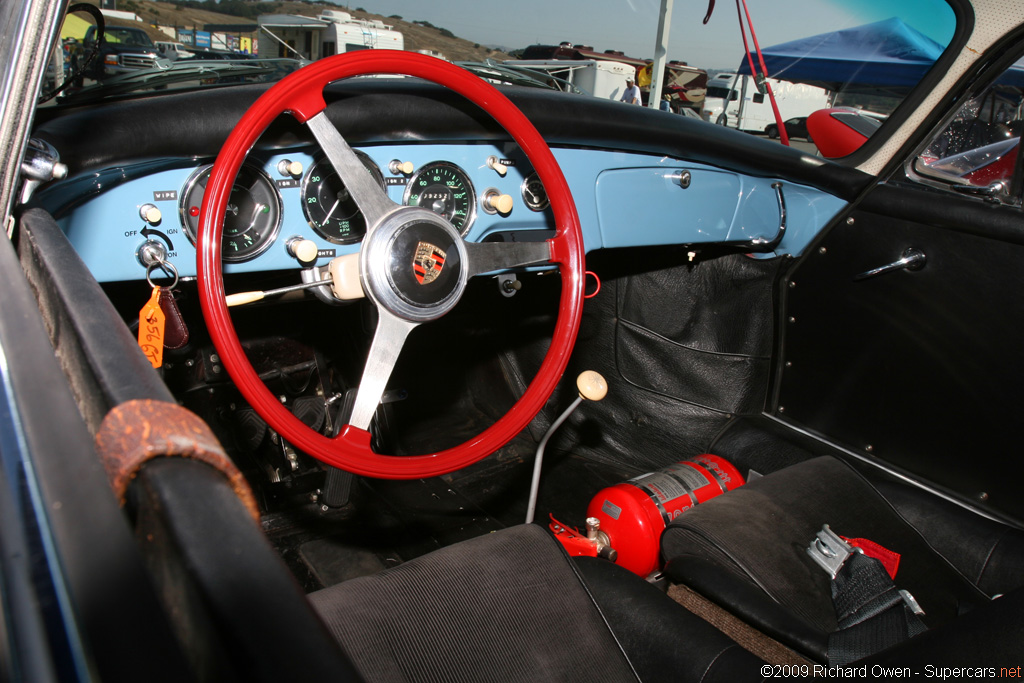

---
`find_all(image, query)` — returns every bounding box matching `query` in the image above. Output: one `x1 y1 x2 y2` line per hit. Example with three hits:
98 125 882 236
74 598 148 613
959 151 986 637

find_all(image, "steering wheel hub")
362 208 467 322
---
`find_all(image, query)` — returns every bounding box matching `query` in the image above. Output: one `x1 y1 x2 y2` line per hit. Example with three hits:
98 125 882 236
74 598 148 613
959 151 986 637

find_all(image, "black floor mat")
299 539 391 586
272 438 635 591
274 473 509 591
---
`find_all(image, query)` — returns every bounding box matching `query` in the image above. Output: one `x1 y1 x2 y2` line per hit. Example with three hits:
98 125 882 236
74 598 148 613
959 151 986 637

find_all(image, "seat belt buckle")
807 524 861 579
899 589 926 616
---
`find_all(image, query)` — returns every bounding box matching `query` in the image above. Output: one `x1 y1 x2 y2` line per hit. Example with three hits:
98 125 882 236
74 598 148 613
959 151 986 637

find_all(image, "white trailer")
703 71 831 133
319 10 404 56
503 59 636 101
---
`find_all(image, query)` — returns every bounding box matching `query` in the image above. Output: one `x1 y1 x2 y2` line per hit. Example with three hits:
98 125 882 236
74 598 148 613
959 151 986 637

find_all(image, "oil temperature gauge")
403 162 476 235
521 172 550 212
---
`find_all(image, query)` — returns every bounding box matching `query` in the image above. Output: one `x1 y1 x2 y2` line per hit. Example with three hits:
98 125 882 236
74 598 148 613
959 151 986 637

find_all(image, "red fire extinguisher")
581 454 744 577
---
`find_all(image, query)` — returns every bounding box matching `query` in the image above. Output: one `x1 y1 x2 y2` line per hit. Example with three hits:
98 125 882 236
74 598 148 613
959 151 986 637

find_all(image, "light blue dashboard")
49 142 847 283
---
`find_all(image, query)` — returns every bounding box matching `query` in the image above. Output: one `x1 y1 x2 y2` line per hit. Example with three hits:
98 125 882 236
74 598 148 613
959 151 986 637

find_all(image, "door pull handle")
854 248 927 281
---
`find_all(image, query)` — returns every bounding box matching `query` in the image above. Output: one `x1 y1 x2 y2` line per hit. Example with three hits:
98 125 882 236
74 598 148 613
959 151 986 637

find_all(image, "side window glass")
913 60 1024 202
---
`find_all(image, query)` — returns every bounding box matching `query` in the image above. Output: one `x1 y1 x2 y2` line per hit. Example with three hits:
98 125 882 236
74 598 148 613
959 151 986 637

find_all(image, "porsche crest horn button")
413 241 446 285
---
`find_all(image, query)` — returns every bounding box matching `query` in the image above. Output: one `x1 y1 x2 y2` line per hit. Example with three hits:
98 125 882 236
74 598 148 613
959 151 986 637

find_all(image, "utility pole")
647 0 673 110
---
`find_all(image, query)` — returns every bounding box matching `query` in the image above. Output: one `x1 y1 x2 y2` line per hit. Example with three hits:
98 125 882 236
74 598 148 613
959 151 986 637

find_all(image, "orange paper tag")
138 287 166 369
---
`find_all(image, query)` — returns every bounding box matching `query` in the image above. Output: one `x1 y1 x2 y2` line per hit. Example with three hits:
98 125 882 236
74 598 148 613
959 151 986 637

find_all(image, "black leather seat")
660 455 1021 664
308 524 763 683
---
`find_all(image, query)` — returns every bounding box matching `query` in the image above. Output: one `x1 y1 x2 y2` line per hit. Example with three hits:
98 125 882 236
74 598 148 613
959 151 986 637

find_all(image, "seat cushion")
660 456 989 660
309 524 641 683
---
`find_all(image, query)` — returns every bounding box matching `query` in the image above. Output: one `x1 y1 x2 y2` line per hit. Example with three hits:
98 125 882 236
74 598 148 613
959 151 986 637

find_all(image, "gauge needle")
322 197 342 223
247 202 266 231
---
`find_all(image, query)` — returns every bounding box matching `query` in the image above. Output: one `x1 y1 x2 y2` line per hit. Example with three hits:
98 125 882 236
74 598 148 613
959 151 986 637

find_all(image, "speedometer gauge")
301 152 385 244
180 164 282 263
403 162 476 236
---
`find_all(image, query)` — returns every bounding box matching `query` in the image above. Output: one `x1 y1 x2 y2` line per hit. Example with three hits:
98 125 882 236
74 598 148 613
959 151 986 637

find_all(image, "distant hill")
80 0 511 62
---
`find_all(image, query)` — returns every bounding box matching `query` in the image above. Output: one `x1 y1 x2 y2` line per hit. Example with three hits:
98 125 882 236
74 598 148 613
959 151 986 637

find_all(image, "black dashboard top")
33 79 871 201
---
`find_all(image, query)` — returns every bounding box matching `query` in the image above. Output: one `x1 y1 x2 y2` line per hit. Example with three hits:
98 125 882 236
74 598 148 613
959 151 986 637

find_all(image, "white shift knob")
576 370 608 401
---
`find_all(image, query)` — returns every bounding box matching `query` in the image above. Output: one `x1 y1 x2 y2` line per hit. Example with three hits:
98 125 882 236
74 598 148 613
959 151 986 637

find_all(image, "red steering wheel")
197 52 585 479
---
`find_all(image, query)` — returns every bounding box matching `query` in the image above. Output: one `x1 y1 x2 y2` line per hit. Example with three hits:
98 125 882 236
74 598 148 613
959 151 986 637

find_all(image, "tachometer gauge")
180 164 282 263
403 162 476 236
301 151 385 244
521 172 550 212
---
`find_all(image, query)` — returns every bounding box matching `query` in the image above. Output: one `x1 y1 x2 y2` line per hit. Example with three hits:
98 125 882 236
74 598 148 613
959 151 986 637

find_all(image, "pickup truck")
78 25 165 80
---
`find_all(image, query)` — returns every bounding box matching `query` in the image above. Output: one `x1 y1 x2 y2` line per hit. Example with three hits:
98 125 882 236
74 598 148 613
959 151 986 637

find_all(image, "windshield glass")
101 27 154 47
45 0 957 146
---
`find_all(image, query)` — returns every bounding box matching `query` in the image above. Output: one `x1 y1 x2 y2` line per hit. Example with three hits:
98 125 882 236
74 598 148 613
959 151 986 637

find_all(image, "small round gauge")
180 164 282 263
301 151 385 244
521 172 550 212
403 162 476 236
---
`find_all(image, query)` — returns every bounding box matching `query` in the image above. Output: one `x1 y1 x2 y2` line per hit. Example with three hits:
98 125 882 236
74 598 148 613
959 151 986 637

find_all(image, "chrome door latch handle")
854 247 927 281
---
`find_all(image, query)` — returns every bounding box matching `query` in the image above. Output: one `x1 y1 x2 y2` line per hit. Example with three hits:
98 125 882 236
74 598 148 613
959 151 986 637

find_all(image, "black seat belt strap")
807 525 926 666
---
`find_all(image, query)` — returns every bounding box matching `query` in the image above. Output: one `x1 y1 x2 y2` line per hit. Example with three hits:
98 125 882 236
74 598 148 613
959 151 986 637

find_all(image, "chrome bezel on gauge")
179 163 283 263
402 161 477 236
521 171 550 212
301 150 385 245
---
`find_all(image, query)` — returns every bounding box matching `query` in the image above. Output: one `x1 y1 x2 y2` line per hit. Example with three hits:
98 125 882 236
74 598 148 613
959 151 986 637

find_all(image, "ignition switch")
137 239 168 268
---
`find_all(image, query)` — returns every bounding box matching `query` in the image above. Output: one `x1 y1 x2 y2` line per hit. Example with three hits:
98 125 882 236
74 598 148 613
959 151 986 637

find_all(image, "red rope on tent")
735 0 789 145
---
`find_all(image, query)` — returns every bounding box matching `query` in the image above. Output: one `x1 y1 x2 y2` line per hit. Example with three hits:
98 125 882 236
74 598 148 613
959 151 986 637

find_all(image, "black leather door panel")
777 184 1024 523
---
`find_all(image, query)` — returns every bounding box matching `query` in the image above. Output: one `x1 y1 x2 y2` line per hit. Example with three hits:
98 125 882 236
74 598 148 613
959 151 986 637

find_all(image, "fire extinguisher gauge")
577 371 608 402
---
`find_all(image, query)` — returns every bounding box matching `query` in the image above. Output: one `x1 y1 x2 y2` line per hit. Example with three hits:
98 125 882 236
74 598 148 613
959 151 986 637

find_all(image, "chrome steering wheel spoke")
463 240 553 278
346 311 419 431
306 111 396 227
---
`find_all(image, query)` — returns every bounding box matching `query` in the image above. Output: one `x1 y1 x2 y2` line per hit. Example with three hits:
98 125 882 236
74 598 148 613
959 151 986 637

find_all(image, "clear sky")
337 0 955 71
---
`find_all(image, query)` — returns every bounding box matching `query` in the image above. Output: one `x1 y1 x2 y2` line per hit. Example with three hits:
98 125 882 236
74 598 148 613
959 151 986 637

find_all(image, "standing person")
621 78 641 105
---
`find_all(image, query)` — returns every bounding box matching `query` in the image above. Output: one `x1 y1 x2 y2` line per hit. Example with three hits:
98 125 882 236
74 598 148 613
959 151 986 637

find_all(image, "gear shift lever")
525 371 608 524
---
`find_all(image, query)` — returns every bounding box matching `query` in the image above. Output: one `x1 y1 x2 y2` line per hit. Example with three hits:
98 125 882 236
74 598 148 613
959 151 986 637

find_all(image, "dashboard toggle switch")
486 155 508 177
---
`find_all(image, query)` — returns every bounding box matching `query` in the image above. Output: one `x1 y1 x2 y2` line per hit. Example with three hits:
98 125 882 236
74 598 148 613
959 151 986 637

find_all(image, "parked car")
154 40 192 61
807 107 886 157
764 115 810 139
76 24 167 80
4 0 1024 680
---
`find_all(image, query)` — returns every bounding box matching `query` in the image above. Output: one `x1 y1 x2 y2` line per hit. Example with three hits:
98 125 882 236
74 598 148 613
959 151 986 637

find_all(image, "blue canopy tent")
737 17 946 92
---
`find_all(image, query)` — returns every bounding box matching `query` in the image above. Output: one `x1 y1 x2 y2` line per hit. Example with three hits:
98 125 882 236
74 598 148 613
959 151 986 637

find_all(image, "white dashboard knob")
278 159 303 177
390 160 414 175
289 238 319 264
485 192 514 214
140 204 162 224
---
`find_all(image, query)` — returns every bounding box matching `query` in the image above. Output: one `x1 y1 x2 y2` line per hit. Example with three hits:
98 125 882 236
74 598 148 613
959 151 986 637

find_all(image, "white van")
704 72 831 133
503 59 635 101
155 41 192 61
